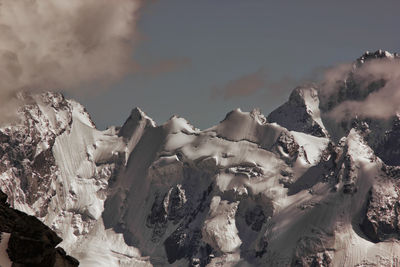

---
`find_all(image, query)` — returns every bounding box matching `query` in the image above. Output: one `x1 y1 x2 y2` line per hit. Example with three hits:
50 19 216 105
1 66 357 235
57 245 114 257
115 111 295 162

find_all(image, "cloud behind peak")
212 68 267 99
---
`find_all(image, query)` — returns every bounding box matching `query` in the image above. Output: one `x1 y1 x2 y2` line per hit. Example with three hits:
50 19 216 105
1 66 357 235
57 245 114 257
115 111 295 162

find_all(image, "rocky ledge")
0 190 79 267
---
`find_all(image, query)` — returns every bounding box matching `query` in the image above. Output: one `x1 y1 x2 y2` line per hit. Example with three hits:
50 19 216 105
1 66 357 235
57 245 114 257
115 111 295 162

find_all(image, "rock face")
361 181 400 243
268 86 328 137
375 115 400 166
1 50 400 267
0 190 78 267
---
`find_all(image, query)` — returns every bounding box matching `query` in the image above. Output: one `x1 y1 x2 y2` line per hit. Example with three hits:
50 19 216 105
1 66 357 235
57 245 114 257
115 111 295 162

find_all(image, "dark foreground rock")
0 190 79 267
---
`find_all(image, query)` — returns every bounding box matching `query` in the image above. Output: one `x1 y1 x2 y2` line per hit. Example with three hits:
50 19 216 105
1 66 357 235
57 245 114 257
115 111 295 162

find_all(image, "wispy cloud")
319 56 400 121
212 68 267 99
211 68 316 101
211 52 400 124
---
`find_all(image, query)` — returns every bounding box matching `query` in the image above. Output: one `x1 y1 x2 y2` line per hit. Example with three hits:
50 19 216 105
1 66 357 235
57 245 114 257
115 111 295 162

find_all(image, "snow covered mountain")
1 50 400 266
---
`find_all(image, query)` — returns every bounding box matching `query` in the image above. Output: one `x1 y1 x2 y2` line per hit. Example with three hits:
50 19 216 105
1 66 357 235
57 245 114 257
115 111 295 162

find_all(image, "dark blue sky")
77 1 400 130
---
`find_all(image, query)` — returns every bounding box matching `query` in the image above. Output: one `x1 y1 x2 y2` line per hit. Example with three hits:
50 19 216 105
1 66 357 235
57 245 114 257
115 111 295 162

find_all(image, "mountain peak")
268 85 328 137
356 49 399 66
118 107 156 139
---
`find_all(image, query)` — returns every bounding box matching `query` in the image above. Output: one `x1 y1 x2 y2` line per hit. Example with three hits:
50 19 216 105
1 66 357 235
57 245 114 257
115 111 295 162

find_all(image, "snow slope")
0 93 151 267
1 50 400 266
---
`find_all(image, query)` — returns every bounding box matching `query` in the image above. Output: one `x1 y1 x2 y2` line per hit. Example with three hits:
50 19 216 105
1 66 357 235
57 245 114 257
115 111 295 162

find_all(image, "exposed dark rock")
146 184 188 241
55 247 80 267
291 230 334 267
341 154 358 194
32 148 55 177
164 227 202 264
166 184 187 223
273 131 300 166
0 190 78 266
376 115 400 166
146 193 168 242
278 132 300 158
360 185 400 243
382 164 400 179
245 205 266 232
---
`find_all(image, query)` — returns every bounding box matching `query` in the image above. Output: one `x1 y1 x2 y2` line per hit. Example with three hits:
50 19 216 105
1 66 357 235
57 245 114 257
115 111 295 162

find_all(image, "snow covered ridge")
1 50 400 266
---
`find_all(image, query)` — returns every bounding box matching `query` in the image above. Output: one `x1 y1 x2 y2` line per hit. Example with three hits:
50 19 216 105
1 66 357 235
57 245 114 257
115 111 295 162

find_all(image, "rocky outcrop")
0 190 79 267
0 92 72 212
376 115 400 166
356 49 400 66
273 131 300 164
361 182 400 243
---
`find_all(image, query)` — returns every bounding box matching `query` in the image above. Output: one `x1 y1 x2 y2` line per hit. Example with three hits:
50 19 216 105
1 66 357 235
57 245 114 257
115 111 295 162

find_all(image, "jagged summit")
118 107 156 139
268 86 328 137
356 49 400 65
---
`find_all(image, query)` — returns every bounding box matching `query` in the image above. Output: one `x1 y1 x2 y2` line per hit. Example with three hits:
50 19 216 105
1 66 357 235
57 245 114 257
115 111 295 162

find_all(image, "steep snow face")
0 93 151 267
268 86 328 138
101 108 333 266
257 129 400 267
99 103 400 266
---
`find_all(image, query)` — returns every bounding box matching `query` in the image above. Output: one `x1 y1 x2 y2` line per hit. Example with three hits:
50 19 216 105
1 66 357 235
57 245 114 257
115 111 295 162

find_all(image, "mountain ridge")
0 50 400 266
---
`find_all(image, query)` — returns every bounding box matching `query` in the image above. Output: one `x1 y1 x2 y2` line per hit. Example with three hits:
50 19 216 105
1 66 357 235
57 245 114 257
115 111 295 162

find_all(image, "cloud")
0 0 143 122
212 68 267 99
319 56 400 121
211 66 328 101
319 63 354 96
212 51 400 123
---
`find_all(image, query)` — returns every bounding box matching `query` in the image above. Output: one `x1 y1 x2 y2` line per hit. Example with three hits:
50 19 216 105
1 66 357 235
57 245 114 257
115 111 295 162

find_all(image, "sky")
4 1 400 130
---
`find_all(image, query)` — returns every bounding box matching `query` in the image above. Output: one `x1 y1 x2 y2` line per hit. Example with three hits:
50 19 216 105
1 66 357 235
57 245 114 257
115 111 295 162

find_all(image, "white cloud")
0 0 142 122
